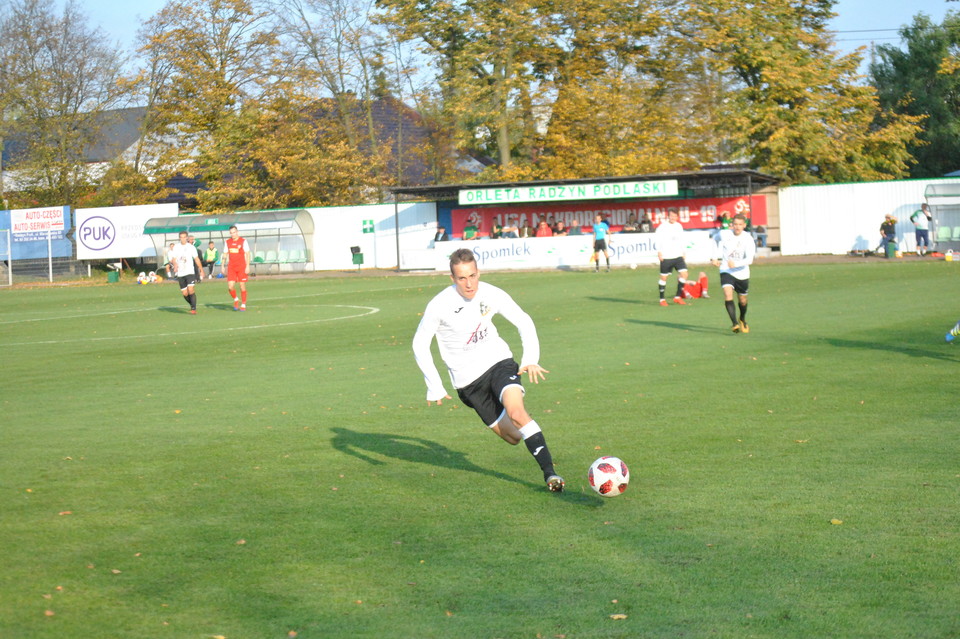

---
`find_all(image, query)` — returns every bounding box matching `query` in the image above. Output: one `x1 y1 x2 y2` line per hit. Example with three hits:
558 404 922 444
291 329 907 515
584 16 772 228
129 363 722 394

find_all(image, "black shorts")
720 272 749 295
457 358 524 427
594 239 608 252
177 274 199 290
659 257 687 275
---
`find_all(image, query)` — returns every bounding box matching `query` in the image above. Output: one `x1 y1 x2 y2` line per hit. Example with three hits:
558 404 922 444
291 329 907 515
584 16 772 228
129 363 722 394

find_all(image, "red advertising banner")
451 195 767 238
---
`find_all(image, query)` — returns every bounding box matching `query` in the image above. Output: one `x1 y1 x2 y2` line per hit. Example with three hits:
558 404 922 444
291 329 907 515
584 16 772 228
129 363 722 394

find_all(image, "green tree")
870 12 960 178
676 0 922 184
138 0 285 211
191 94 381 210
376 0 551 170
0 0 129 207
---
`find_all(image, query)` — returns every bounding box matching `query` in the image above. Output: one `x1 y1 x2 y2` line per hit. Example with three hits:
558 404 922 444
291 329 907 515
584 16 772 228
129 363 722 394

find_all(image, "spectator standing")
911 204 932 256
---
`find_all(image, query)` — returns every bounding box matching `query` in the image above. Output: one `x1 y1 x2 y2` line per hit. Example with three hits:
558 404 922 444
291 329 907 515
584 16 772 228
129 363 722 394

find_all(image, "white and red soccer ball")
588 456 629 497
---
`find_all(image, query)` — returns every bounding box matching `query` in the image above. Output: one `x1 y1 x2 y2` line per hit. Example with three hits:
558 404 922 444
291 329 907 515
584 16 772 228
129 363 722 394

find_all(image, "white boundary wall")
305 201 437 270
778 177 960 255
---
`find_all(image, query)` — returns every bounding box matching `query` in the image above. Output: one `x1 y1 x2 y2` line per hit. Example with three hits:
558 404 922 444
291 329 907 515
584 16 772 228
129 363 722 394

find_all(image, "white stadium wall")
778 177 960 256
305 201 437 270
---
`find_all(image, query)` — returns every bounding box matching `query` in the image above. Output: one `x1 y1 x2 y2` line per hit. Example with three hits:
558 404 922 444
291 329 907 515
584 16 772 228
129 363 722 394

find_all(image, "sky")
74 0 957 59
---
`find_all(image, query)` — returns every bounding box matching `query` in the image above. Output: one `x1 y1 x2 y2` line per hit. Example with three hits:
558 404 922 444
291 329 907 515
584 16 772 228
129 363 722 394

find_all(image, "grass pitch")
1 259 959 638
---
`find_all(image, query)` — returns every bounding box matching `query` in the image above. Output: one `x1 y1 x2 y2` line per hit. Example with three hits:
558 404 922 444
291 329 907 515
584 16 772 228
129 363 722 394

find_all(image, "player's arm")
193 252 203 278
498 293 547 384
243 241 252 273
412 310 451 404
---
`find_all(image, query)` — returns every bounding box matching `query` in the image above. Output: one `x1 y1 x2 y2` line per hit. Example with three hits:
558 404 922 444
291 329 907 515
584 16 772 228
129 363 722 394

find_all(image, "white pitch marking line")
0 305 380 347
0 282 430 325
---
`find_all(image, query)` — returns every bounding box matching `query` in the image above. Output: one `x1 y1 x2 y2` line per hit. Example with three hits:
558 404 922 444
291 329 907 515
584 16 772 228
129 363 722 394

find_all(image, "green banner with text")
458 180 679 206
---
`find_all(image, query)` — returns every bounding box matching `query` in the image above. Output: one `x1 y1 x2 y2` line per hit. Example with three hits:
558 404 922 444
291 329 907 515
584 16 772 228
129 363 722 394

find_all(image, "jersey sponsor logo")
480 302 491 316
454 306 464 313
464 322 488 348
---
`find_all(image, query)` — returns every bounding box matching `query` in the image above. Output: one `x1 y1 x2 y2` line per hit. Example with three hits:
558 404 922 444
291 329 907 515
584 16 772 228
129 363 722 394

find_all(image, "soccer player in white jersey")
655 207 689 306
169 231 203 314
412 248 564 492
712 213 757 333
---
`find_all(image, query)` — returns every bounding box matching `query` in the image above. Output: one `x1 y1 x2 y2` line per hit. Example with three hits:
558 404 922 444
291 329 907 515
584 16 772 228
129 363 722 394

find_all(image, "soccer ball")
629 263 638 270
588 456 629 497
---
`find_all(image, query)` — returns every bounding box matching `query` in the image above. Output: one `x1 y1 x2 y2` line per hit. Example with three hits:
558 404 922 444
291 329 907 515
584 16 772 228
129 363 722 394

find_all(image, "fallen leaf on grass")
44 610 55 617
609 614 628 620
830 519 843 525
58 511 72 516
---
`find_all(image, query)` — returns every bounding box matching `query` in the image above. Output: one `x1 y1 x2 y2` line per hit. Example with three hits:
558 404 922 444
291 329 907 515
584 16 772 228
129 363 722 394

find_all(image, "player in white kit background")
412 248 564 492
713 213 757 333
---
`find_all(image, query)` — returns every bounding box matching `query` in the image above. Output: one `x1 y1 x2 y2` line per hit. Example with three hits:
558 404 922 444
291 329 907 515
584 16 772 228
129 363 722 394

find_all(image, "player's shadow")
330 427 532 488
587 296 643 305
820 336 959 362
330 427 601 504
626 318 719 333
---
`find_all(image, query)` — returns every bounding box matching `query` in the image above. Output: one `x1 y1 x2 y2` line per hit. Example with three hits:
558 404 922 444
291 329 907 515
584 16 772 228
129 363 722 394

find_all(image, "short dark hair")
733 213 748 223
449 247 476 273
668 207 679 215
229 225 239 231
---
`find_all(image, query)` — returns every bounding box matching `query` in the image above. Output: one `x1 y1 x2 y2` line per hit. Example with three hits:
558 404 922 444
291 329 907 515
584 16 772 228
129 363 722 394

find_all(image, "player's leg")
238 281 247 310
499 386 562 491
738 292 749 333
699 271 710 298
228 279 239 309
658 262 669 304
185 282 198 313
946 319 960 343
674 268 688 304
720 273 739 331
604 246 611 271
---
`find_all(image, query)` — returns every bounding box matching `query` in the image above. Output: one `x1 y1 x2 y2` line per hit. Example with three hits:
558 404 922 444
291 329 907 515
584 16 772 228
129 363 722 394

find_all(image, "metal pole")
47 228 53 282
394 196 401 270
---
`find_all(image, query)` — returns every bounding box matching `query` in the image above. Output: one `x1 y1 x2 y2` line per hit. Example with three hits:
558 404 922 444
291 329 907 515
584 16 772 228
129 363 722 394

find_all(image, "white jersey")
412 281 540 402
170 242 199 277
655 220 686 259
716 228 756 280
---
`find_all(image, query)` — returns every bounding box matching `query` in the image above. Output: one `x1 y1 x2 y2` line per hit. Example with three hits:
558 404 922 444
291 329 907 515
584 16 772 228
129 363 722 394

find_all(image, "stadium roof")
143 209 314 235
387 168 779 202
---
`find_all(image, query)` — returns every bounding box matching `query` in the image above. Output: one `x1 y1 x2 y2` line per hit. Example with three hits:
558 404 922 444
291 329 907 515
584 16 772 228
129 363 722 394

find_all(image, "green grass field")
2 259 959 639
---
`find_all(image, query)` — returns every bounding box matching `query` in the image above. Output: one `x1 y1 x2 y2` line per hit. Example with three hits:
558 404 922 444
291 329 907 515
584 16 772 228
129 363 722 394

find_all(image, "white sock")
518 421 542 440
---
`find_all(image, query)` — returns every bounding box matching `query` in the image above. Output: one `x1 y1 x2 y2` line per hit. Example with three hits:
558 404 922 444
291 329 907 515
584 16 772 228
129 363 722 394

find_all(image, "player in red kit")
682 271 711 299
224 225 252 311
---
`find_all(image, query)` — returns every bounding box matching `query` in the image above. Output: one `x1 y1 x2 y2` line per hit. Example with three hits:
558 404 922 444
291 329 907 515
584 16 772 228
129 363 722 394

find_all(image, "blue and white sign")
76 203 176 259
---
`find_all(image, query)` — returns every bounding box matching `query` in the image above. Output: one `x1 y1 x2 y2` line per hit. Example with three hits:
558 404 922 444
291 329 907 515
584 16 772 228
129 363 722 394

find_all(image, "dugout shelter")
143 209 315 273
925 183 960 252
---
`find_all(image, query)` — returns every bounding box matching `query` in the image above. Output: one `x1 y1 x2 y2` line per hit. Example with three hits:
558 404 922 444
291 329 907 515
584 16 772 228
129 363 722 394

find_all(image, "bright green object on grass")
1 260 958 638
